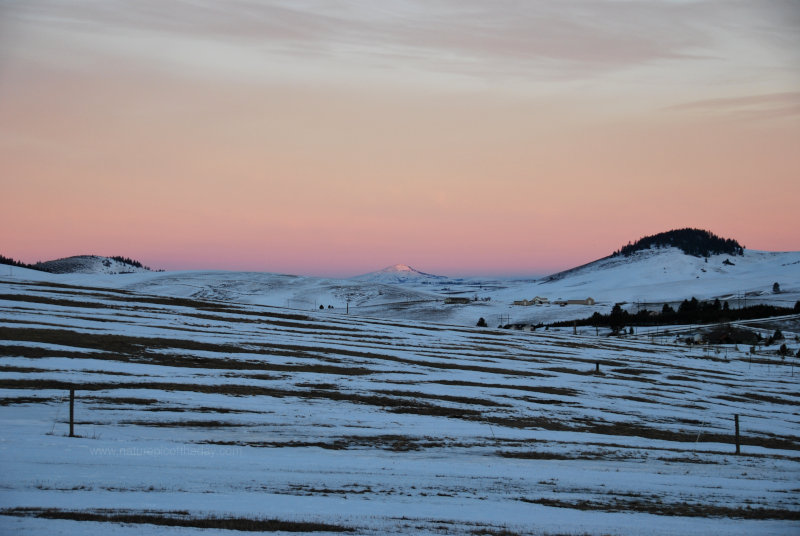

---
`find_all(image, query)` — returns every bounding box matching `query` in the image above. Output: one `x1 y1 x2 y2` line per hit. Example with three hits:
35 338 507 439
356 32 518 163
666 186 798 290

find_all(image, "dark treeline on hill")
612 228 744 258
109 256 149 270
551 298 800 333
0 255 39 271
1 254 151 273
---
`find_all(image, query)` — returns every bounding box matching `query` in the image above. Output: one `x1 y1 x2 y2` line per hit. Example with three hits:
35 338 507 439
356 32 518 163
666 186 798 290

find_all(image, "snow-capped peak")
352 264 447 283
380 264 418 274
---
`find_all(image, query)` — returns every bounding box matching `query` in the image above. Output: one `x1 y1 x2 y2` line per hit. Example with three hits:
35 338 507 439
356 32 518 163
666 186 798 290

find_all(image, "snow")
4 248 798 329
0 277 798 534
352 264 449 284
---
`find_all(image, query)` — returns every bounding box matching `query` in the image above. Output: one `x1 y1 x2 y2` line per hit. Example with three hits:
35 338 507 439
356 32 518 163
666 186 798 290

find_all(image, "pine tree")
609 303 626 334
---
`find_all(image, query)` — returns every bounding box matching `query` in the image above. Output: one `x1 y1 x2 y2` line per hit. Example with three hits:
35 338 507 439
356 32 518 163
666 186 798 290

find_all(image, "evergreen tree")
609 303 626 334
678 297 699 314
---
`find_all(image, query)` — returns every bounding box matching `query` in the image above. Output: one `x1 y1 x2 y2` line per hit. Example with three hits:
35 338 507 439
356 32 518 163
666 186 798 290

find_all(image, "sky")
1 0 799 277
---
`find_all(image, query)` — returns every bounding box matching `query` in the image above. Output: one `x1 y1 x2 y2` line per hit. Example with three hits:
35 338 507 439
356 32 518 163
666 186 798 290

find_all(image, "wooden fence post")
69 389 75 437
734 414 740 455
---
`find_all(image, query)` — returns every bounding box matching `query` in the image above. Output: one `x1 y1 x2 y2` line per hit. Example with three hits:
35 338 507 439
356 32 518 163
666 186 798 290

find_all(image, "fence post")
734 414 740 455
69 389 75 437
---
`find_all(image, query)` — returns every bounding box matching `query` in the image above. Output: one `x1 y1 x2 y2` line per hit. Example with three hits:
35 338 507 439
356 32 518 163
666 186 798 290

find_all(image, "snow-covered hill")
535 247 800 306
124 270 442 312
0 268 442 316
352 263 450 284
33 255 151 275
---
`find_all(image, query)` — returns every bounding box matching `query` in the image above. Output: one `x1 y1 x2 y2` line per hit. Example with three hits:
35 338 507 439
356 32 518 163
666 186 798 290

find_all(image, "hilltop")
1 254 153 274
612 228 744 258
34 255 152 274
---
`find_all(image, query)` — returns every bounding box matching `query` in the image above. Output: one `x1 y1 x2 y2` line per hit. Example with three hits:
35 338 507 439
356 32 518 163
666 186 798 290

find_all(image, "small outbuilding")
553 297 596 306
567 297 595 306
444 297 471 304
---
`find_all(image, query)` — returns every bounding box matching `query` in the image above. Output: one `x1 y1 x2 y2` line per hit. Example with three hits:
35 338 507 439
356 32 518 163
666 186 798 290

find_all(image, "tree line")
109 256 150 270
551 298 800 333
0 254 39 270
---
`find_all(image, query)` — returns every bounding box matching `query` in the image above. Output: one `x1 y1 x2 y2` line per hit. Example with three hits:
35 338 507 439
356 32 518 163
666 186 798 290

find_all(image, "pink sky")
1 1 799 277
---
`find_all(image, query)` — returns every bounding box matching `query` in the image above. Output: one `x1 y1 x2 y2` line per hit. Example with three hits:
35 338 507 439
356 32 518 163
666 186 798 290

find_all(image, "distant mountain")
352 264 448 284
33 255 152 274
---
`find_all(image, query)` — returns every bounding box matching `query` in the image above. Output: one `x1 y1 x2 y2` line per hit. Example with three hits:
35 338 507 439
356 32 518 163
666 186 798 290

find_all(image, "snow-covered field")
1 277 798 534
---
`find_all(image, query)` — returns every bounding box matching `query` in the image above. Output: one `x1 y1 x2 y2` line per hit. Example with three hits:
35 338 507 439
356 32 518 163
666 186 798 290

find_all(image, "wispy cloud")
667 92 800 120
3 0 797 86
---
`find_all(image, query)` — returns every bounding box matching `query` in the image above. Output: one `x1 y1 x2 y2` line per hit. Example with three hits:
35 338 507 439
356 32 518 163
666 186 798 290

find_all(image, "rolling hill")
1 255 152 275
352 263 450 284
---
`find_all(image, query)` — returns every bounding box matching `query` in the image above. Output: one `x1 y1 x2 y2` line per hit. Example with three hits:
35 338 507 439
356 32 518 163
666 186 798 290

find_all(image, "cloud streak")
667 92 800 121
4 0 798 87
